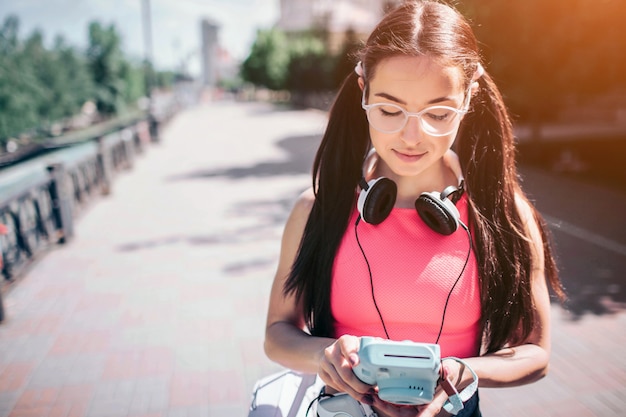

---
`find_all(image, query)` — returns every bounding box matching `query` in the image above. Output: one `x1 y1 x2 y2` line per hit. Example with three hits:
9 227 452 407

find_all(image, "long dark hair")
284 0 564 354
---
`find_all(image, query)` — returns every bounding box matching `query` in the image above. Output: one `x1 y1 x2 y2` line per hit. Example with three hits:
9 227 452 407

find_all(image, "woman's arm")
264 189 374 400
448 194 553 390
264 188 334 372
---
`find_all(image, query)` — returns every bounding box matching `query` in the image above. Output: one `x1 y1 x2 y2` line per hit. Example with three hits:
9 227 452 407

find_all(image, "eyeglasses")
361 85 472 136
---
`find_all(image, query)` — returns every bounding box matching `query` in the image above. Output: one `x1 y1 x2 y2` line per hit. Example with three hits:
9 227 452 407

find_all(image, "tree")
333 28 362 89
460 0 626 124
0 17 46 140
241 28 290 90
0 19 95 141
86 22 128 116
53 36 95 119
120 59 145 105
24 32 91 127
285 33 335 93
0 15 177 146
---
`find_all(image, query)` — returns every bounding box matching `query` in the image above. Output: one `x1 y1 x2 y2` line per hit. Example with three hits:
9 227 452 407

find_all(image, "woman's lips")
393 149 425 163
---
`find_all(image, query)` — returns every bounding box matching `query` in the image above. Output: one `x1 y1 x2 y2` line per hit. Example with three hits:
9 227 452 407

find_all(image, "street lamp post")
141 0 159 142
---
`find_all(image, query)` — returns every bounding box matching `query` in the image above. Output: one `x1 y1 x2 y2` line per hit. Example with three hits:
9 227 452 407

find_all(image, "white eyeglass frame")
361 83 473 136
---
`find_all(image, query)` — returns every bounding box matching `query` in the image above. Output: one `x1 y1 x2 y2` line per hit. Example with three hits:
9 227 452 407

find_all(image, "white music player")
353 337 441 405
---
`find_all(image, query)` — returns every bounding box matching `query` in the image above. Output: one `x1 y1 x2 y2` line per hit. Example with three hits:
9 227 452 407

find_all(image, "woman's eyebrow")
374 92 455 105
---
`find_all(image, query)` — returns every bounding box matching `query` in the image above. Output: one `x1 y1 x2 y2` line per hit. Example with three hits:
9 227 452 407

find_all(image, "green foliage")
53 36 96 120
86 22 128 116
332 28 361 89
241 28 290 90
286 33 335 92
0 17 95 140
459 0 626 121
217 74 244 92
0 15 177 144
154 70 177 89
0 19 34 137
241 27 347 93
120 60 145 104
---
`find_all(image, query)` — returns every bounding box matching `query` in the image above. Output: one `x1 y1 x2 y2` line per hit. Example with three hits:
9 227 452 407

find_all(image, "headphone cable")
355 215 391 339
354 216 473 343
434 220 472 344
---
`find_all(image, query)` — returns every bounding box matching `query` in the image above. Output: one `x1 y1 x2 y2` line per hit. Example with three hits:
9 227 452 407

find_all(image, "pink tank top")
331 195 481 358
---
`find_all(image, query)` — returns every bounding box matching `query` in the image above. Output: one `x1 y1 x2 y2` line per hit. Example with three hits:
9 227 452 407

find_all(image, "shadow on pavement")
166 134 322 180
115 194 302 277
132 133 322 277
555 234 626 319
116 234 234 252
518 160 626 320
115 231 280 277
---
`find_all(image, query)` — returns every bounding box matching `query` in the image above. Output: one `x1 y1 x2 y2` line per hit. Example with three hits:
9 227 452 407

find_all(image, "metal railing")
0 116 157 321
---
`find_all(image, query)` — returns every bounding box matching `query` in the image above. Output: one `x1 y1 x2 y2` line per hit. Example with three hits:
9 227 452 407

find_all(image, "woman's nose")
401 115 424 145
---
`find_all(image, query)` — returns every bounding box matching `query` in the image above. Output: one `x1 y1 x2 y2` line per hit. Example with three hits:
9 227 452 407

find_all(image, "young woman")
264 1 564 416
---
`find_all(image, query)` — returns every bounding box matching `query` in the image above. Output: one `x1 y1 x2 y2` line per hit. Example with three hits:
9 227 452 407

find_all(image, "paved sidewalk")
0 101 624 417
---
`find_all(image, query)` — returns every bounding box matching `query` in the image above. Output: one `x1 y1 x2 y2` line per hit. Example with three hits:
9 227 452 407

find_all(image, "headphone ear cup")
358 177 397 225
415 192 460 235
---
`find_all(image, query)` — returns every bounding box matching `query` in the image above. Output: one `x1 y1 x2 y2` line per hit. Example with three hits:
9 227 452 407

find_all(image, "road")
0 100 624 417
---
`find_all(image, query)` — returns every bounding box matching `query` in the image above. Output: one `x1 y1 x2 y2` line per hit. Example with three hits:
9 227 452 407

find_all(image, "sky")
0 0 281 76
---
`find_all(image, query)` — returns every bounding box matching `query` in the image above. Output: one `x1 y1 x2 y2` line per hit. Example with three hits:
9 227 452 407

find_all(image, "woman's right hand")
318 334 376 405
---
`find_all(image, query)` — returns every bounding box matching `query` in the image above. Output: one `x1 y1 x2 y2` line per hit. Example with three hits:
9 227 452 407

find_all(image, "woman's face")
362 55 466 180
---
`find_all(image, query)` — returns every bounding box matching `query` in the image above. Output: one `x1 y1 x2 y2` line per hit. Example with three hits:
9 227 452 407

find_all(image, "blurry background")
2 0 626 316
1 0 626 188
1 0 279 78
0 1 625 416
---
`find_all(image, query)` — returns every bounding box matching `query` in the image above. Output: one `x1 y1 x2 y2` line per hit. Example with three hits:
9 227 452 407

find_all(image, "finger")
337 335 361 366
317 364 340 392
324 337 372 395
416 391 448 417
320 365 375 405
319 344 372 402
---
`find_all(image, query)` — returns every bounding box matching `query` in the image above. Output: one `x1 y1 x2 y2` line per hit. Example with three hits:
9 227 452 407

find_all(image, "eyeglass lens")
366 103 461 135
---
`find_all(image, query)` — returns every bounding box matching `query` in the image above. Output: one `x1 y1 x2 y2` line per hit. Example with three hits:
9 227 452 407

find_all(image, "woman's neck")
376 159 458 209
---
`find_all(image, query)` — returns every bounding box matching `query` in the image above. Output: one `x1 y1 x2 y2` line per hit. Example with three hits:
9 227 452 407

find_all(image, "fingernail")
349 354 359 366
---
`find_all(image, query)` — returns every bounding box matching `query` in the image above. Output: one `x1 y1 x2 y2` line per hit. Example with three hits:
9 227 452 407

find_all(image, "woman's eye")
378 106 403 117
425 111 452 121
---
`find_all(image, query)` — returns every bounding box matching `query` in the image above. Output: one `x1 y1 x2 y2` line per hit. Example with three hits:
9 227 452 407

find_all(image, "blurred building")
277 0 403 52
200 18 240 88
201 19 220 87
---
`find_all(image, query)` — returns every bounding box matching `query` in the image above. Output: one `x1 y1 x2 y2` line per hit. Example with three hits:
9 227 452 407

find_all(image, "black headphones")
354 150 472 342
356 150 465 235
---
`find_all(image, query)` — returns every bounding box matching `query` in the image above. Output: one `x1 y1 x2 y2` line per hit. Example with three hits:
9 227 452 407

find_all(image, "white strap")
441 357 479 415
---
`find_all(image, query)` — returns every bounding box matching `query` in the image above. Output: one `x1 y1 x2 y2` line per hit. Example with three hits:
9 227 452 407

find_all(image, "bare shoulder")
280 188 315 250
292 188 315 219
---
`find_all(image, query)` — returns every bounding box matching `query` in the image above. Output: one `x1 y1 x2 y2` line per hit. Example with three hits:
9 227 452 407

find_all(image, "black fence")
0 116 159 321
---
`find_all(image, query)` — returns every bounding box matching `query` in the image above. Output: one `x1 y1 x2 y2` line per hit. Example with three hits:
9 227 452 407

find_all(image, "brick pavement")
0 101 624 417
